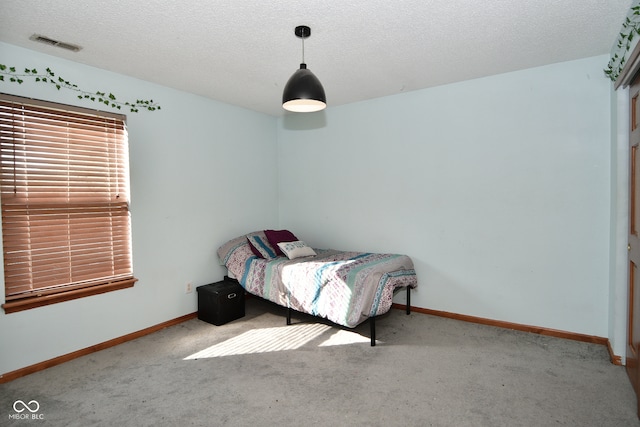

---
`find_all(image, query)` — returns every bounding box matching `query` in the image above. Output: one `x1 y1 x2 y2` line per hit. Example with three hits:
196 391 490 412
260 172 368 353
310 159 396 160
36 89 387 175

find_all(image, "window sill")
2 278 138 314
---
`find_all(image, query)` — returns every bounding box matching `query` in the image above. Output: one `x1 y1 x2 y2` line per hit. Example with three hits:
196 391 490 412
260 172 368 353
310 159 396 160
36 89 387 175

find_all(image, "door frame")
611 41 640 366
615 41 640 419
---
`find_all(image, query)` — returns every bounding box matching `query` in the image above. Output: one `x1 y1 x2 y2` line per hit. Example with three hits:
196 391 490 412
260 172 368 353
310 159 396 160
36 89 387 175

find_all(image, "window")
0 94 136 313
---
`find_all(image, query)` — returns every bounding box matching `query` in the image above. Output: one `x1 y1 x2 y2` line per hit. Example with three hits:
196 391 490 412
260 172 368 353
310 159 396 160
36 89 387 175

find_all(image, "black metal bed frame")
285 285 412 346
225 275 412 346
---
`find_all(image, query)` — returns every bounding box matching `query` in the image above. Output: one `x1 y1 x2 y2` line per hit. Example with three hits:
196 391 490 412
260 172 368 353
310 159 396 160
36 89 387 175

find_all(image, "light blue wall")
277 55 613 338
0 42 279 375
0 43 619 375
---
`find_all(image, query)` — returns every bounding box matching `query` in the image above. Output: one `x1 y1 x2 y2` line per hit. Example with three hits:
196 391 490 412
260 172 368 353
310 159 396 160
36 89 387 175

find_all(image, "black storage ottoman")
197 280 245 326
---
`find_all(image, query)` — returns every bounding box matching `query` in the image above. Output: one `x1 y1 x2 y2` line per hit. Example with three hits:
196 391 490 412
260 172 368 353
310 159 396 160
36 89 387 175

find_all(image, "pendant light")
282 25 326 113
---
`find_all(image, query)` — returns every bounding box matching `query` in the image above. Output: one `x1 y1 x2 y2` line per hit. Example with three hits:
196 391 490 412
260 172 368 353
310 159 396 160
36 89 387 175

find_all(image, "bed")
217 230 418 346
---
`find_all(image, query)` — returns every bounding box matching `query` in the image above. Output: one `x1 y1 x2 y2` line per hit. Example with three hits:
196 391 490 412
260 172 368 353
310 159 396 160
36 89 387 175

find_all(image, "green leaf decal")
0 63 161 112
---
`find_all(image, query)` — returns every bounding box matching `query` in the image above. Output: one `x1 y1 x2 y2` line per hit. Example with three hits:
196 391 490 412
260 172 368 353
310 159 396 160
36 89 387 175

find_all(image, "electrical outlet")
185 282 193 294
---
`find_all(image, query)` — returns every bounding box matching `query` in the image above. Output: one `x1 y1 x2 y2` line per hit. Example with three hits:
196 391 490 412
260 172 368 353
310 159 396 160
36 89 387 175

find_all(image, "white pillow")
277 241 317 260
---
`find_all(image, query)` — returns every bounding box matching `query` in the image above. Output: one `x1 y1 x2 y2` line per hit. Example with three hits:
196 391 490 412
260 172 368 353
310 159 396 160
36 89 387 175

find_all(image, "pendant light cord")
301 36 305 63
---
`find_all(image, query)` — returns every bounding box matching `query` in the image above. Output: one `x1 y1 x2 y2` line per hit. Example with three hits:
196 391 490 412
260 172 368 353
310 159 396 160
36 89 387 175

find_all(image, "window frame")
0 94 137 313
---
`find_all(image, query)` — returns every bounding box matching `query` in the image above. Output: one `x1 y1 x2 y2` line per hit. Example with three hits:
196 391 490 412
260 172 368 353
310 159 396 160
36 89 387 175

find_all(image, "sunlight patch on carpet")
318 329 372 346
183 323 332 358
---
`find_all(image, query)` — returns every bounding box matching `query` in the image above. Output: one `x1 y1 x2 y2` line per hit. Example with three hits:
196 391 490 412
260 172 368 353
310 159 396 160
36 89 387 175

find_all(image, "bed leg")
370 316 376 346
406 286 411 315
286 307 292 325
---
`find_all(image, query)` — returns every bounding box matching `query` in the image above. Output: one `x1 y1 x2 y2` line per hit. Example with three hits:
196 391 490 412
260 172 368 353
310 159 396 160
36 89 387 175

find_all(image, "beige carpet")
1 297 638 426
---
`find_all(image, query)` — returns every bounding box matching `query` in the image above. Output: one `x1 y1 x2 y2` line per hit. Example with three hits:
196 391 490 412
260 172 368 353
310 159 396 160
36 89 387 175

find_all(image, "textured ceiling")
0 1 632 116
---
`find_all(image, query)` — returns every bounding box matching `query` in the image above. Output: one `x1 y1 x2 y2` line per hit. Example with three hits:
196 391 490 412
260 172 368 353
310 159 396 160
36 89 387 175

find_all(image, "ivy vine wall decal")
606 0 640 82
0 64 160 113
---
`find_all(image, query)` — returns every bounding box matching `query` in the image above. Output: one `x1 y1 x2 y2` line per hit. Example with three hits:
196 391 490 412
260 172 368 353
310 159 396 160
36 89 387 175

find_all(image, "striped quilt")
217 234 417 328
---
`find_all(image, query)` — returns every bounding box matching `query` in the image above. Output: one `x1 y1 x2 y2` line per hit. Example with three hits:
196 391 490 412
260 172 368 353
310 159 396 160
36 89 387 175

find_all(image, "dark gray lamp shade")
282 63 326 113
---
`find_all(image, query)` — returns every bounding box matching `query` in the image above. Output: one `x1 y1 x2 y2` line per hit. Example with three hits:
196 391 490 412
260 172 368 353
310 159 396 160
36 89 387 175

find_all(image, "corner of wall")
609 84 630 365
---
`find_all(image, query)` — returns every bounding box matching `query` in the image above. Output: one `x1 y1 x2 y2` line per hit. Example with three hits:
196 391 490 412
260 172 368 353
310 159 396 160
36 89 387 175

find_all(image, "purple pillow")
264 229 299 256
